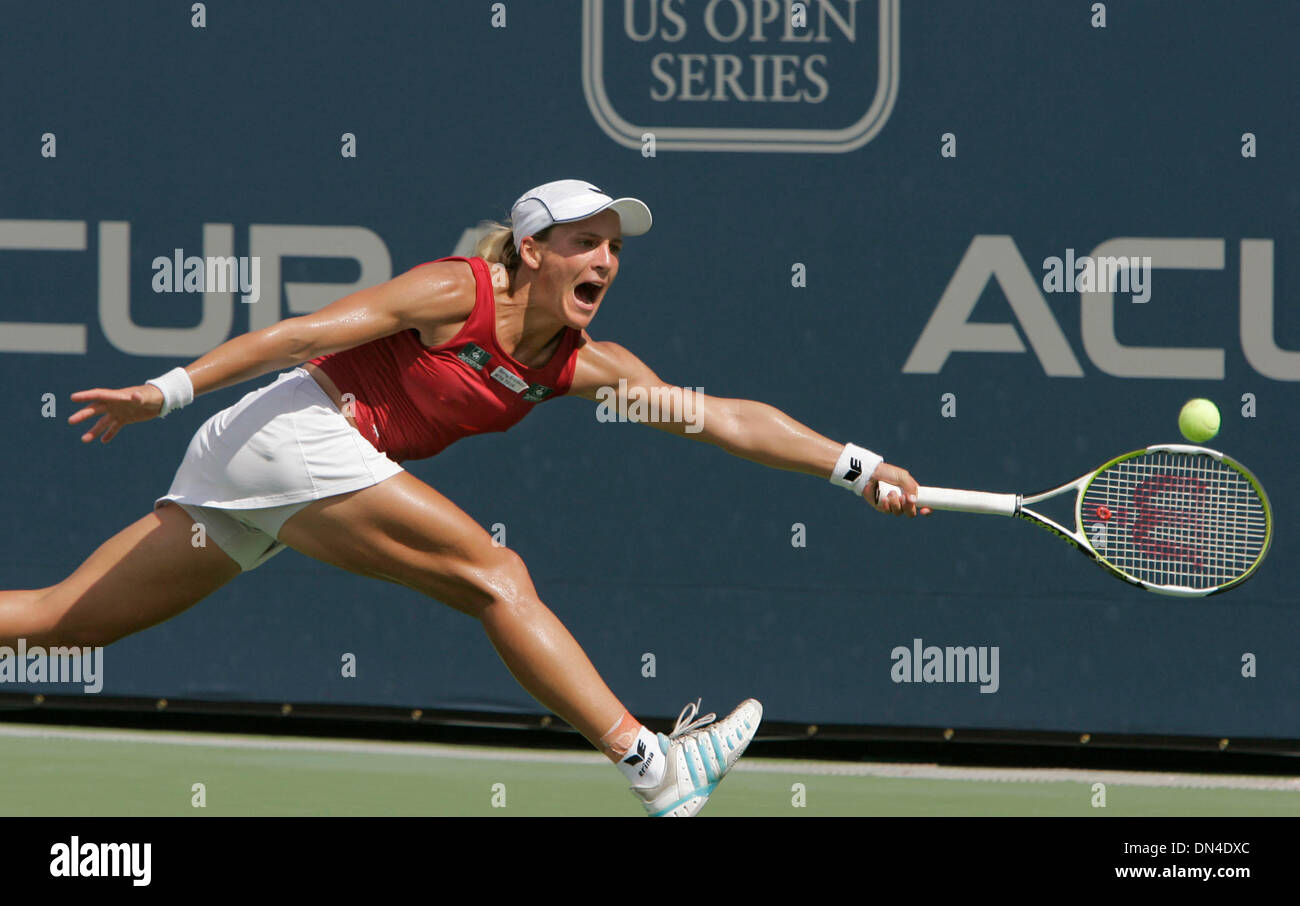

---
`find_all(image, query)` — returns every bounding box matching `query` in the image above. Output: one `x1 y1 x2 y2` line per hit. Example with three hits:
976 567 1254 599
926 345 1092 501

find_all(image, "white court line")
0 723 1296 792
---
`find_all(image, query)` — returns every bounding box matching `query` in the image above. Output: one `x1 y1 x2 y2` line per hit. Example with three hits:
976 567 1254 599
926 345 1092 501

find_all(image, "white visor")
510 179 652 251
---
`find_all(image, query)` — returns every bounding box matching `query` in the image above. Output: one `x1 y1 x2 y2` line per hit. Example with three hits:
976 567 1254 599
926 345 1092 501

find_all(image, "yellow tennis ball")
1178 398 1220 443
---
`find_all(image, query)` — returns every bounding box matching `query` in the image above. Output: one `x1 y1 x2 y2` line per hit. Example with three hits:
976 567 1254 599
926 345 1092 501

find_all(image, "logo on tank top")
522 383 555 402
490 365 530 394
457 342 492 371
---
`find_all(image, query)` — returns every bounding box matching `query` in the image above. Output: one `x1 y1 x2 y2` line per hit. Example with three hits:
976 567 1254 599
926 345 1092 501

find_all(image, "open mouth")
574 282 602 307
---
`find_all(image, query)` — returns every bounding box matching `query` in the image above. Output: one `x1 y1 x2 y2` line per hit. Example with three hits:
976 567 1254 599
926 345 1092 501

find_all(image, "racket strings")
1081 452 1268 590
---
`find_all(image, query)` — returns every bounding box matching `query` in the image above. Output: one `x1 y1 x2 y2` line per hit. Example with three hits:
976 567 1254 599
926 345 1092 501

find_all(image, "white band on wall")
145 367 195 418
829 443 882 497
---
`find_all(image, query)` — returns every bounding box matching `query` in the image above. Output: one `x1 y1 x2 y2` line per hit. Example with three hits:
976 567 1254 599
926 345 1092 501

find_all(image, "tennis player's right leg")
276 473 629 748
0 501 241 648
275 473 763 816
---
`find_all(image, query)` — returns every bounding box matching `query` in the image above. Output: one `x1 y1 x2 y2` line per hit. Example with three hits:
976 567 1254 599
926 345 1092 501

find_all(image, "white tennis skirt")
154 367 405 571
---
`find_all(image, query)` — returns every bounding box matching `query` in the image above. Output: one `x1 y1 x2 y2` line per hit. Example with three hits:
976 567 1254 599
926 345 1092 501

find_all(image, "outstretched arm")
568 339 930 516
67 260 475 444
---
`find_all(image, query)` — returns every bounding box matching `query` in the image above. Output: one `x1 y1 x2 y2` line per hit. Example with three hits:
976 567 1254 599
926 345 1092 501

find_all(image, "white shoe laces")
668 699 718 739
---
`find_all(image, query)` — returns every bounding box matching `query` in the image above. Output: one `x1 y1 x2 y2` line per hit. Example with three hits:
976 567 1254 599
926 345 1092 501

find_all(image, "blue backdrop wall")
1 0 1295 739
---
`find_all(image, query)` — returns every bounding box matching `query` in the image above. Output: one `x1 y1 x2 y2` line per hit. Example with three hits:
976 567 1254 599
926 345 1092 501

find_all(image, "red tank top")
306 256 583 464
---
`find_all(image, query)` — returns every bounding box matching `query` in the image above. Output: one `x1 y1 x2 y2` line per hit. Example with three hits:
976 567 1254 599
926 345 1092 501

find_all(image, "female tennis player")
3 179 928 817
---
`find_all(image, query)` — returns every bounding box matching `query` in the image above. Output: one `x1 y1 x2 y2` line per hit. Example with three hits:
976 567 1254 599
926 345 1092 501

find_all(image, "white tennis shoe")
631 698 763 817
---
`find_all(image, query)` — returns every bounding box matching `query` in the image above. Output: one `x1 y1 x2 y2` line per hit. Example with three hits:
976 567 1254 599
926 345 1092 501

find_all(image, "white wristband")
829 443 882 497
145 367 194 418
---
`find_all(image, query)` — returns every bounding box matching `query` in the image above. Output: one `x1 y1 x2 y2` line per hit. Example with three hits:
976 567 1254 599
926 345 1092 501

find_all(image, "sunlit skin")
498 211 930 516
64 205 930 516
33 203 930 775
494 209 624 365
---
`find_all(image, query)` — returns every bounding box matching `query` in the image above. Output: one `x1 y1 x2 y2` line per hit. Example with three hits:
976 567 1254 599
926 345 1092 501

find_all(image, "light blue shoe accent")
650 783 718 817
700 735 717 783
708 731 727 775
638 699 762 816
684 743 703 790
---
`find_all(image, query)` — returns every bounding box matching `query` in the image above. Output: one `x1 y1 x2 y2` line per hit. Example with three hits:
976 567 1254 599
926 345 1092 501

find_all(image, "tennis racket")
874 444 1272 597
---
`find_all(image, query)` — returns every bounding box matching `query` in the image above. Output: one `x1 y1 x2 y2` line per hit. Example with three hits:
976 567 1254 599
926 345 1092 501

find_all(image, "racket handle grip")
874 481 1018 516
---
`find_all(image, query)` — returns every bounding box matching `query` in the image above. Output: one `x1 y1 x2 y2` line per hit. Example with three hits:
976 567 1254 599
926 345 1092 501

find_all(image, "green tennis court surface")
2 725 1296 817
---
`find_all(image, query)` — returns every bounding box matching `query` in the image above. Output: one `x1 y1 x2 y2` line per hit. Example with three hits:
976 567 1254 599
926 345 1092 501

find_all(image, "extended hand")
68 385 165 443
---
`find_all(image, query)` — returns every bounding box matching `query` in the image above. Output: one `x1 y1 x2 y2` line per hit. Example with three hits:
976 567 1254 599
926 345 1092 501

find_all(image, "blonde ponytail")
473 222 517 269
473 220 554 276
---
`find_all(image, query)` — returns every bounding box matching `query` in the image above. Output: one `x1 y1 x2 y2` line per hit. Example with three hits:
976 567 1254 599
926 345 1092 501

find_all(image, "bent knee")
433 547 540 616
468 547 539 607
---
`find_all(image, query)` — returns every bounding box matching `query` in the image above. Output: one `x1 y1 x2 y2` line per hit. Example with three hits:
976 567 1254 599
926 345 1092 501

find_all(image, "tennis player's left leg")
0 501 242 648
